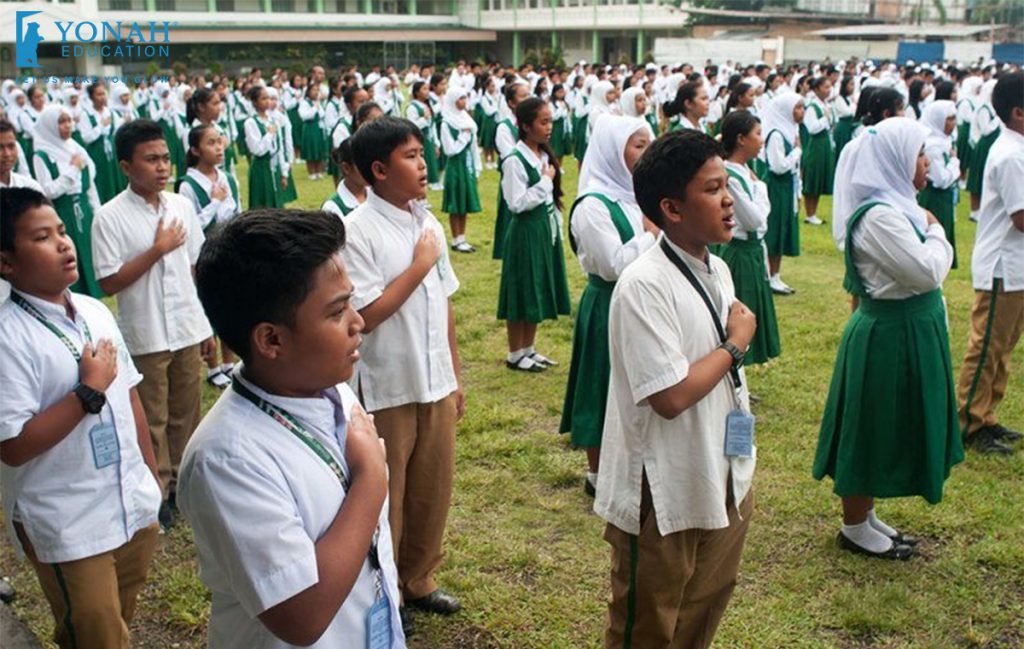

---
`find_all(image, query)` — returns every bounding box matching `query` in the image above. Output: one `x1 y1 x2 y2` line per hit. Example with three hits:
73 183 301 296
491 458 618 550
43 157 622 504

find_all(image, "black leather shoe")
406 589 462 615
583 476 596 498
158 500 177 532
837 532 914 560
966 428 1014 455
992 424 1023 443
400 607 415 638
889 532 920 546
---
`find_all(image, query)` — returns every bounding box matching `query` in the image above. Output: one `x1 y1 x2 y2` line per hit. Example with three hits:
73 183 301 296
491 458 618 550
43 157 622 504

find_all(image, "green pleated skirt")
248 155 283 209
551 118 569 159
812 290 963 504
765 171 800 257
423 134 441 184
966 129 999 195
955 122 972 176
288 107 304 145
235 120 250 158
480 114 498 150
281 167 298 204
497 210 571 322
573 115 588 162
801 131 834 196
721 236 780 365
918 184 957 268
833 116 854 162
560 276 615 447
300 122 327 162
492 184 512 260
441 151 481 215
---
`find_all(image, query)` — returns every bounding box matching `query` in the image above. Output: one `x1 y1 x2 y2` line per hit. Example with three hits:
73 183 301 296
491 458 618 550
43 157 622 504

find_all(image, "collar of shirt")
366 188 426 229
1000 127 1024 148
186 167 222 192
663 234 712 274
514 140 544 169
335 181 361 209
124 185 168 216
11 288 78 326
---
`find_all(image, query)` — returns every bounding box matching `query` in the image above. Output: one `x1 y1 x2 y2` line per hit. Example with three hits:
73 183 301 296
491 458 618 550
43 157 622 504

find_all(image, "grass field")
2 155 1022 649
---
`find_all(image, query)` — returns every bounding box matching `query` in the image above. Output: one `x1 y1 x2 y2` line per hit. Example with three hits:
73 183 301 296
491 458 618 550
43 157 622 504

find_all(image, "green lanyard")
11 292 92 361
231 378 386 597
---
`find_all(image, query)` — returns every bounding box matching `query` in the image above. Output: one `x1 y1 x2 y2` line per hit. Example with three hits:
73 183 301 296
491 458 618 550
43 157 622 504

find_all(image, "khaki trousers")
16 524 159 649
372 394 457 600
133 344 203 497
604 480 753 649
956 281 1024 437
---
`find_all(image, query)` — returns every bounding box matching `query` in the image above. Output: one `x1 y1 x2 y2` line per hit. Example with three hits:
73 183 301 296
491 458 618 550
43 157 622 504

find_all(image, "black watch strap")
74 383 106 414
718 341 745 369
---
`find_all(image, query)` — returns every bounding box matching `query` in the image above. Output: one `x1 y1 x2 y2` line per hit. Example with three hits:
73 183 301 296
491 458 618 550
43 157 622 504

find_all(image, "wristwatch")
74 383 106 415
718 341 745 370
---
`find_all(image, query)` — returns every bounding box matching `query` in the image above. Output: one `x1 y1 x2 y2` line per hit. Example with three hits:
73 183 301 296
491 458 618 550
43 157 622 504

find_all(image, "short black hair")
720 109 760 156
115 118 166 162
992 72 1023 125
1 187 53 253
0 119 14 136
350 116 423 187
633 130 723 228
195 209 347 363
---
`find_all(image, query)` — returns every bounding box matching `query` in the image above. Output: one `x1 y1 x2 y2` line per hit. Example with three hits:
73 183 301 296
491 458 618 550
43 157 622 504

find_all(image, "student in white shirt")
92 119 214 531
180 209 405 649
663 80 709 133
321 139 367 218
0 120 42 191
561 113 655 496
966 78 1001 221
917 100 961 268
344 117 465 634
492 81 530 260
956 72 1024 455
439 87 482 253
814 117 961 560
0 187 161 649
597 130 756 649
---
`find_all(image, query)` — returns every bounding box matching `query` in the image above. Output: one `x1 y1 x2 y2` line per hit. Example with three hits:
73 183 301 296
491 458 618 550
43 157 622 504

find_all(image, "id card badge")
89 423 121 469
724 409 755 458
365 592 392 649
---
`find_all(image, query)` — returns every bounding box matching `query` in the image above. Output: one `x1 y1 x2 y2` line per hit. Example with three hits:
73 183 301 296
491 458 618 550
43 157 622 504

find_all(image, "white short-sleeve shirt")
0 290 161 563
91 187 213 355
177 373 405 649
341 190 460 412
595 237 755 536
971 128 1024 292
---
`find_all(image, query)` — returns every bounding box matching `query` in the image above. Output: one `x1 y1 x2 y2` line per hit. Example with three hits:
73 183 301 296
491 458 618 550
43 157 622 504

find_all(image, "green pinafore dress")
247 117 283 210
812 202 963 504
801 101 834 196
763 129 800 258
441 123 482 216
966 106 999 196
917 152 959 269
177 172 240 234
492 119 519 260
83 110 126 204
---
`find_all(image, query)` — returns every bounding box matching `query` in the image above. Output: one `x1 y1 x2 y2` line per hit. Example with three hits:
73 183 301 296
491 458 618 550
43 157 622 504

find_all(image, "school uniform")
0 170 42 191
966 85 1001 197
955 95 976 175
801 95 834 197
321 180 361 218
491 117 519 260
814 201 962 502
597 237 755 649
762 127 801 257
918 102 961 268
178 167 241 232
232 91 254 159
722 160 781 364
244 114 284 209
78 105 126 203
341 190 460 600
407 101 441 185
440 116 482 216
496 141 571 322
550 100 571 158
956 127 1024 440
177 373 405 649
92 187 213 498
0 289 161 649
831 95 856 162
16 106 40 174
298 98 327 164
478 92 500 151
428 92 445 173
273 108 298 204
572 92 590 162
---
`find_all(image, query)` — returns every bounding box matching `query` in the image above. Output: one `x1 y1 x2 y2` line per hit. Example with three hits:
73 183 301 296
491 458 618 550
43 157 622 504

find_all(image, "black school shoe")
158 500 177 533
837 532 914 560
992 424 1023 443
400 607 415 638
583 476 596 498
965 427 1015 455
406 589 462 615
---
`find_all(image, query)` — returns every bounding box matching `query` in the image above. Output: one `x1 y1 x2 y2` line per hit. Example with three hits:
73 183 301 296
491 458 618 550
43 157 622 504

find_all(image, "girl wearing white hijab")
917 100 961 267
586 80 620 137
571 74 595 166
813 117 962 560
954 75 982 181
560 113 655 495
966 78 1001 220
31 104 103 297
618 85 646 119
760 92 804 295
371 77 395 116
109 82 138 122
440 86 482 253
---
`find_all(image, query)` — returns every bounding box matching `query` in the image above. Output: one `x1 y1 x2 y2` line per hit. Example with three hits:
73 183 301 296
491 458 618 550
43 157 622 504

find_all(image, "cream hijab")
578 113 650 206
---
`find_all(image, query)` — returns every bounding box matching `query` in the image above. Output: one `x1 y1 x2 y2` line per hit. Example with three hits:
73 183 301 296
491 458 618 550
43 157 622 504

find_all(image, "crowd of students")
0 56 1021 649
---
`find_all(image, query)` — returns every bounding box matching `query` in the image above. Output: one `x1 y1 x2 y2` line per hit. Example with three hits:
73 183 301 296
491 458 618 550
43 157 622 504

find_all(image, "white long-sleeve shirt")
765 131 801 175
970 104 1000 146
850 204 953 299
440 122 473 157
500 142 554 214
832 96 855 119
77 106 115 146
924 140 960 190
32 154 100 215
804 96 831 135
725 160 770 240
495 120 518 160
244 116 279 159
570 196 655 282
178 167 239 230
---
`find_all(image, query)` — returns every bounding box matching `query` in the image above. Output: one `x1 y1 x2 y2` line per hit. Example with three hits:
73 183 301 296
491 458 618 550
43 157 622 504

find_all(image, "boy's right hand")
153 217 187 255
346 404 387 496
725 300 757 351
413 228 442 269
79 339 118 393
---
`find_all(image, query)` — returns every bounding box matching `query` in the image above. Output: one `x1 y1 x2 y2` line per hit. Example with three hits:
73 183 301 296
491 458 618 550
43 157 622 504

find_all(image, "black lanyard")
659 239 742 390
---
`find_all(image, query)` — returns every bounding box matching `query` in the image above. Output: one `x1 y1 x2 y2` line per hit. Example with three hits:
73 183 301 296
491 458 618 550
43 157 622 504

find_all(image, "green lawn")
2 157 1022 649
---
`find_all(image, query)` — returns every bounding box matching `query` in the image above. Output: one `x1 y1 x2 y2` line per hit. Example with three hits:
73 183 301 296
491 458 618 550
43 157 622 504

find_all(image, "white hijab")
832 117 929 249
960 76 983 101
578 114 651 206
619 86 646 118
33 104 94 174
921 100 955 153
590 80 617 115
442 87 477 133
761 92 803 146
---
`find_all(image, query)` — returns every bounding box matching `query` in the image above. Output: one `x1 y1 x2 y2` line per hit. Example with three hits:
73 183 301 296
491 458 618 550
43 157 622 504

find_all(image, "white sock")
221 363 234 373
807 212 816 219
454 235 466 245
524 345 535 357
586 471 598 486
842 521 893 553
507 349 525 363
207 366 220 377
970 210 978 220
867 509 898 538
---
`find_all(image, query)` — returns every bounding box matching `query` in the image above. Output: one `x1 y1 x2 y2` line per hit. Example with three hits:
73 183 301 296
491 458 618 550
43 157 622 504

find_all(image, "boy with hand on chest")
343 116 465 635
178 209 405 648
0 187 162 649
596 130 758 649
91 119 214 531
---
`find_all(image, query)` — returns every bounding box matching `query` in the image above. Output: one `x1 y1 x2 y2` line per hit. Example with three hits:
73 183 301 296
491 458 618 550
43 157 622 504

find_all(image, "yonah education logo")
16 10 175 68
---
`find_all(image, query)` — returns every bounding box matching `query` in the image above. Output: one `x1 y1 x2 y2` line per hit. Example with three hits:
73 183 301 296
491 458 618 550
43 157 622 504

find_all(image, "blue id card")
89 423 120 469
724 409 755 458
366 595 392 649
